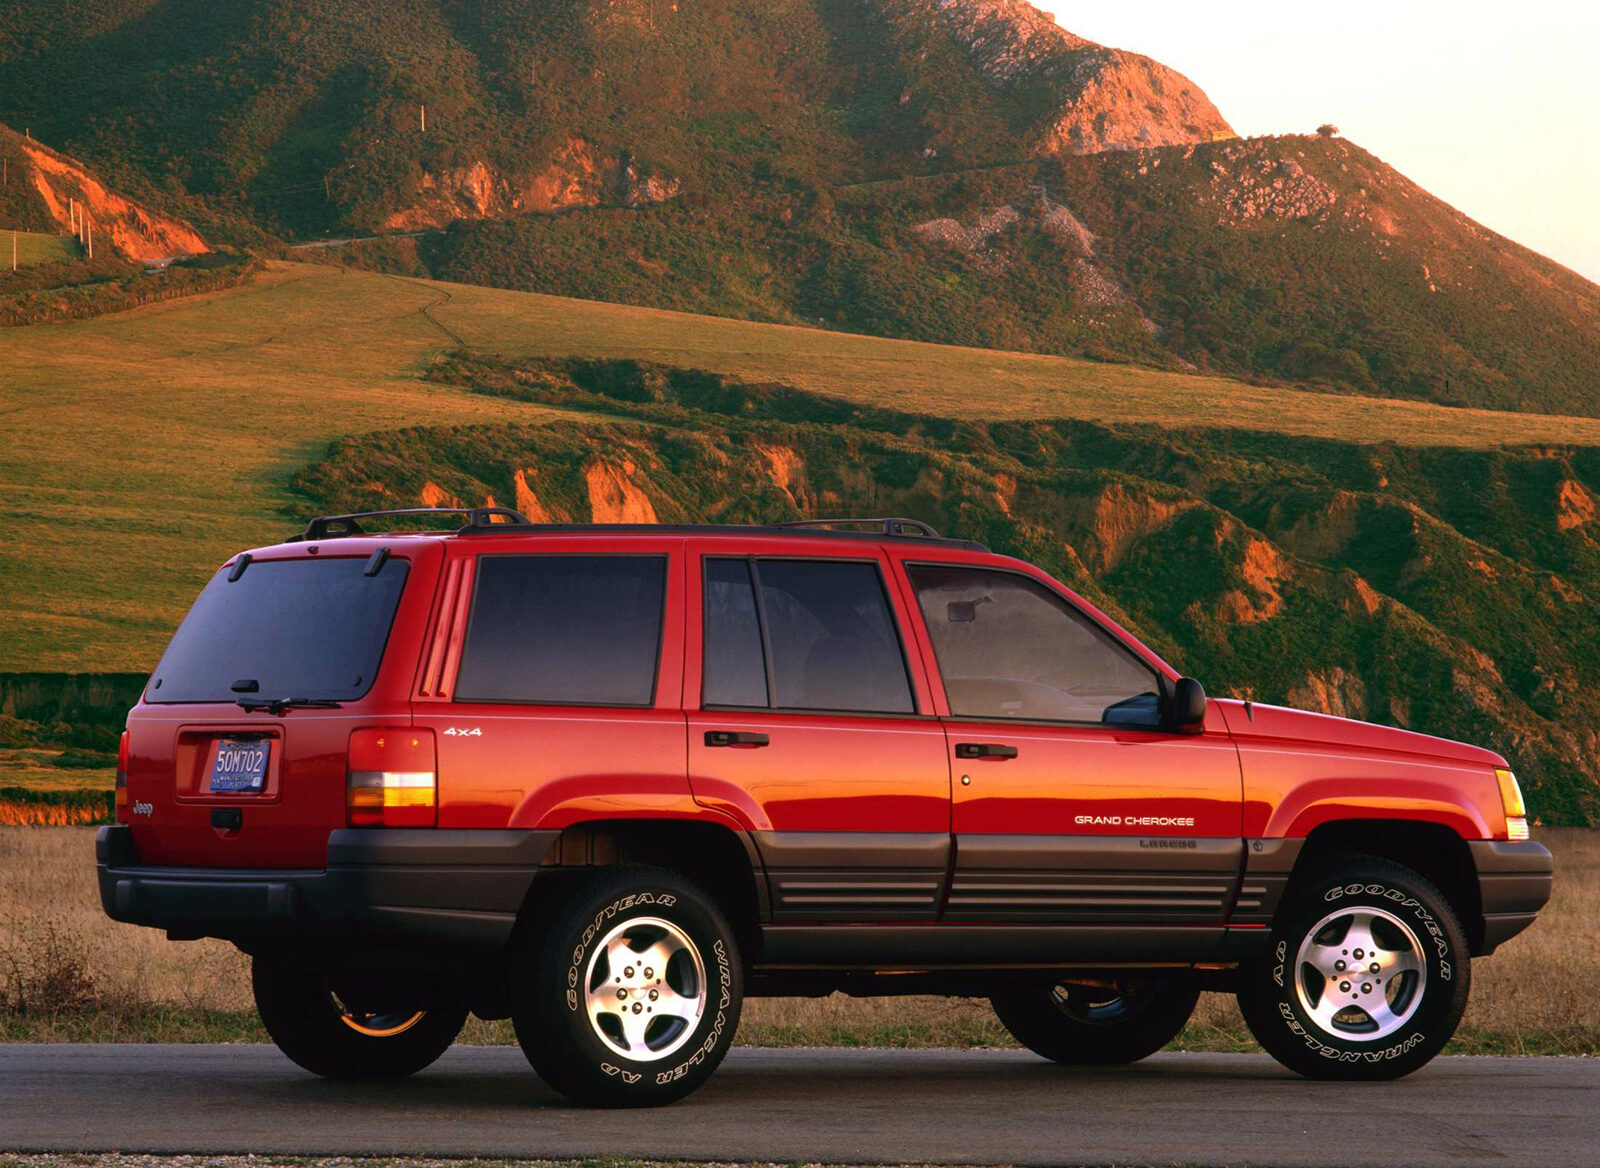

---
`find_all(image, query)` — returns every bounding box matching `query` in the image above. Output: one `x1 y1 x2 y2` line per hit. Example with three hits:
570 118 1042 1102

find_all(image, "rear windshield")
146 557 410 704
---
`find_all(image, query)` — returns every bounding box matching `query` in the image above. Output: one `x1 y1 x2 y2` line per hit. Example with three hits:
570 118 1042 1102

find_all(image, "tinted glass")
703 559 769 708
456 556 666 705
148 558 410 703
757 560 913 714
908 565 1160 725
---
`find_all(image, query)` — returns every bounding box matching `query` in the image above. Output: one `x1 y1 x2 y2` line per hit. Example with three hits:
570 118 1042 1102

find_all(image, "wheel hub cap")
582 916 706 1062
1293 906 1427 1041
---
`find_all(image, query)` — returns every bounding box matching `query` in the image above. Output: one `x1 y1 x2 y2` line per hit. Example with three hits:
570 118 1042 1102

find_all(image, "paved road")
2 1044 1594 1167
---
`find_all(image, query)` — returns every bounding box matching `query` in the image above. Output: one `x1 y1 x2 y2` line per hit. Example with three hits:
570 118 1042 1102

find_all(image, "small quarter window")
908 565 1160 726
703 559 769 708
456 555 666 706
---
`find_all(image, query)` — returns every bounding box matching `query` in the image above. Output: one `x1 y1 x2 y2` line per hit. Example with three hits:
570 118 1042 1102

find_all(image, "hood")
1212 699 1507 770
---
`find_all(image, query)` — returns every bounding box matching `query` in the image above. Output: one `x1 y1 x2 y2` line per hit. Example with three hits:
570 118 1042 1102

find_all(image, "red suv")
100 509 1551 1105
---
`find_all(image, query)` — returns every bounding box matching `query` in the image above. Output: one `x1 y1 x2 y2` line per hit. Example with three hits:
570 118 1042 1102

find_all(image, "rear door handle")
955 742 1018 760
705 731 771 748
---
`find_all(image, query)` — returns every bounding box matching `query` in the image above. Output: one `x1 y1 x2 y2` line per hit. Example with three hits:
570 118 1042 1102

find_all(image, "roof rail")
776 517 944 539
290 506 532 542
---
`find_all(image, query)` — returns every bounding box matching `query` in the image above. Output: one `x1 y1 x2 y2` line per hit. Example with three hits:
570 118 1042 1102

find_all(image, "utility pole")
420 104 427 133
86 219 93 259
11 231 17 272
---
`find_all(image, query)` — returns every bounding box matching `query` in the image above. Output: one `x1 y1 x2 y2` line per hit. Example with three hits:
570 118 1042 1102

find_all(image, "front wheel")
1236 854 1470 1080
251 960 467 1080
991 975 1200 1064
512 866 743 1107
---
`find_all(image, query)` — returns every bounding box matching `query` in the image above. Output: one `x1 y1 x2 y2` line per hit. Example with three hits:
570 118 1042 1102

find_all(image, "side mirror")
1165 677 1207 731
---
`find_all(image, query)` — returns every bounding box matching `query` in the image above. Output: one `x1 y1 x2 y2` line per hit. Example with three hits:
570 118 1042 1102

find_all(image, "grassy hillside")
7 260 1600 673
289 351 1600 823
424 135 1600 414
4 261 1600 820
1 3 1594 416
4 233 77 267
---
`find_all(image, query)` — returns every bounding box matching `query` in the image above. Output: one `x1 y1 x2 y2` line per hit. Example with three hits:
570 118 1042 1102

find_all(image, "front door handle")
955 742 1018 760
705 730 771 748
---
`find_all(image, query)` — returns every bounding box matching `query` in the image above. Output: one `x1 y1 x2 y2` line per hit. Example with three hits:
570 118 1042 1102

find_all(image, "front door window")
906 564 1160 727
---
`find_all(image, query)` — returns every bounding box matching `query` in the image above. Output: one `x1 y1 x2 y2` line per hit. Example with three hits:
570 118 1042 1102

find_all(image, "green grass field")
4 231 78 267
6 259 1600 672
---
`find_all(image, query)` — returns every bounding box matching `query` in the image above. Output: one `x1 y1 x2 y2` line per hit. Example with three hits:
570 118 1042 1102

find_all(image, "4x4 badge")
441 727 483 737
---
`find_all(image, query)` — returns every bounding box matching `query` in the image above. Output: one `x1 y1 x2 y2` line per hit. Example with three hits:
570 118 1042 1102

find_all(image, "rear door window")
907 564 1160 726
703 558 914 714
456 555 667 706
148 557 410 703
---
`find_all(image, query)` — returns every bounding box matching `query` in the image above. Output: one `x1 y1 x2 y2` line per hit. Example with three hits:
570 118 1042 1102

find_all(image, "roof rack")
289 507 532 542
776 517 944 539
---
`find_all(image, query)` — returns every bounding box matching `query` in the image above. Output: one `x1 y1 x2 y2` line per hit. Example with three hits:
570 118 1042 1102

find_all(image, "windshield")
146 556 410 704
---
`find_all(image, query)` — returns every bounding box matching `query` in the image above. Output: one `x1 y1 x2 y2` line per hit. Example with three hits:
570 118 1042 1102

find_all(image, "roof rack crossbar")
292 506 533 542
776 517 944 539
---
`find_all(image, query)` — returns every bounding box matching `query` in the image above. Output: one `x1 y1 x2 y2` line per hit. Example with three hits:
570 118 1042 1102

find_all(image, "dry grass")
0 828 252 1032
0 1154 1217 1168
9 260 1600 673
1 825 1593 1053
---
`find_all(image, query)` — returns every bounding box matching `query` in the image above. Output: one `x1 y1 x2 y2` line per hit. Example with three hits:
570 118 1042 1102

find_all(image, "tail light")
347 728 436 827
114 729 131 824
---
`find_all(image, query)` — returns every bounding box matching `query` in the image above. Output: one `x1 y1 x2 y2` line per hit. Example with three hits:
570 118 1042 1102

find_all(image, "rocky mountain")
4 0 1589 414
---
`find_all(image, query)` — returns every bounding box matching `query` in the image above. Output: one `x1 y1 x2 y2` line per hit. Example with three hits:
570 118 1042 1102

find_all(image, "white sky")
1037 0 1600 283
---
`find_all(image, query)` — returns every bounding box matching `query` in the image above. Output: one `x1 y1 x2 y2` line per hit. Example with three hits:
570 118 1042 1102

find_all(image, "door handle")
705 730 771 748
955 742 1018 760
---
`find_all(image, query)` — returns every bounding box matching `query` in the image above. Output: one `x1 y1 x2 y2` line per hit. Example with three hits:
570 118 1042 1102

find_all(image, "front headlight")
1495 768 1529 840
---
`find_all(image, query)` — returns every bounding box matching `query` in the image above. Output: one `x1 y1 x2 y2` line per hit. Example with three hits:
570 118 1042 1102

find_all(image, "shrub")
0 913 98 1015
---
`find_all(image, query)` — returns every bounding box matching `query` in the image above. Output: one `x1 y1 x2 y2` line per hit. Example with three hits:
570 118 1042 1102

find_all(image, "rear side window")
703 558 914 714
908 564 1160 726
456 555 666 706
148 557 410 703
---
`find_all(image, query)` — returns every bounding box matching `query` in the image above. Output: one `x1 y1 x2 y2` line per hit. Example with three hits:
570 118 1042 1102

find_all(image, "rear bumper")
1470 840 1554 954
97 825 560 951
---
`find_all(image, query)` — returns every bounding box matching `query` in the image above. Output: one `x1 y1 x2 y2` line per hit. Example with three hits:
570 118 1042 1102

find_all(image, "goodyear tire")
991 976 1200 1064
1237 854 1470 1080
251 959 467 1080
513 866 742 1107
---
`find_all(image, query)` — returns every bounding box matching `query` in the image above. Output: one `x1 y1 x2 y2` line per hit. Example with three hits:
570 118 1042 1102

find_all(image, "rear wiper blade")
235 697 344 714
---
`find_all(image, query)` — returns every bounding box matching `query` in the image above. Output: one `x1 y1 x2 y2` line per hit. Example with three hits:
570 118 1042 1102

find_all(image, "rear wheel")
1236 854 1470 1080
512 866 742 1107
251 959 467 1080
991 975 1200 1064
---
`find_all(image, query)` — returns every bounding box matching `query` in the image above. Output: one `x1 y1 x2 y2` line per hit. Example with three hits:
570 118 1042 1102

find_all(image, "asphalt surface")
2 1044 1595 1167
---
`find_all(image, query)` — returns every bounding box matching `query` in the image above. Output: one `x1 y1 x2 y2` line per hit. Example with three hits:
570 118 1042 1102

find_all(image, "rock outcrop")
916 0 1235 154
1 124 206 262
383 136 681 231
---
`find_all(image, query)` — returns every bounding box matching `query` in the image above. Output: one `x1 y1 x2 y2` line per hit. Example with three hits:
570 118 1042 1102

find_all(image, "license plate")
210 737 269 794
